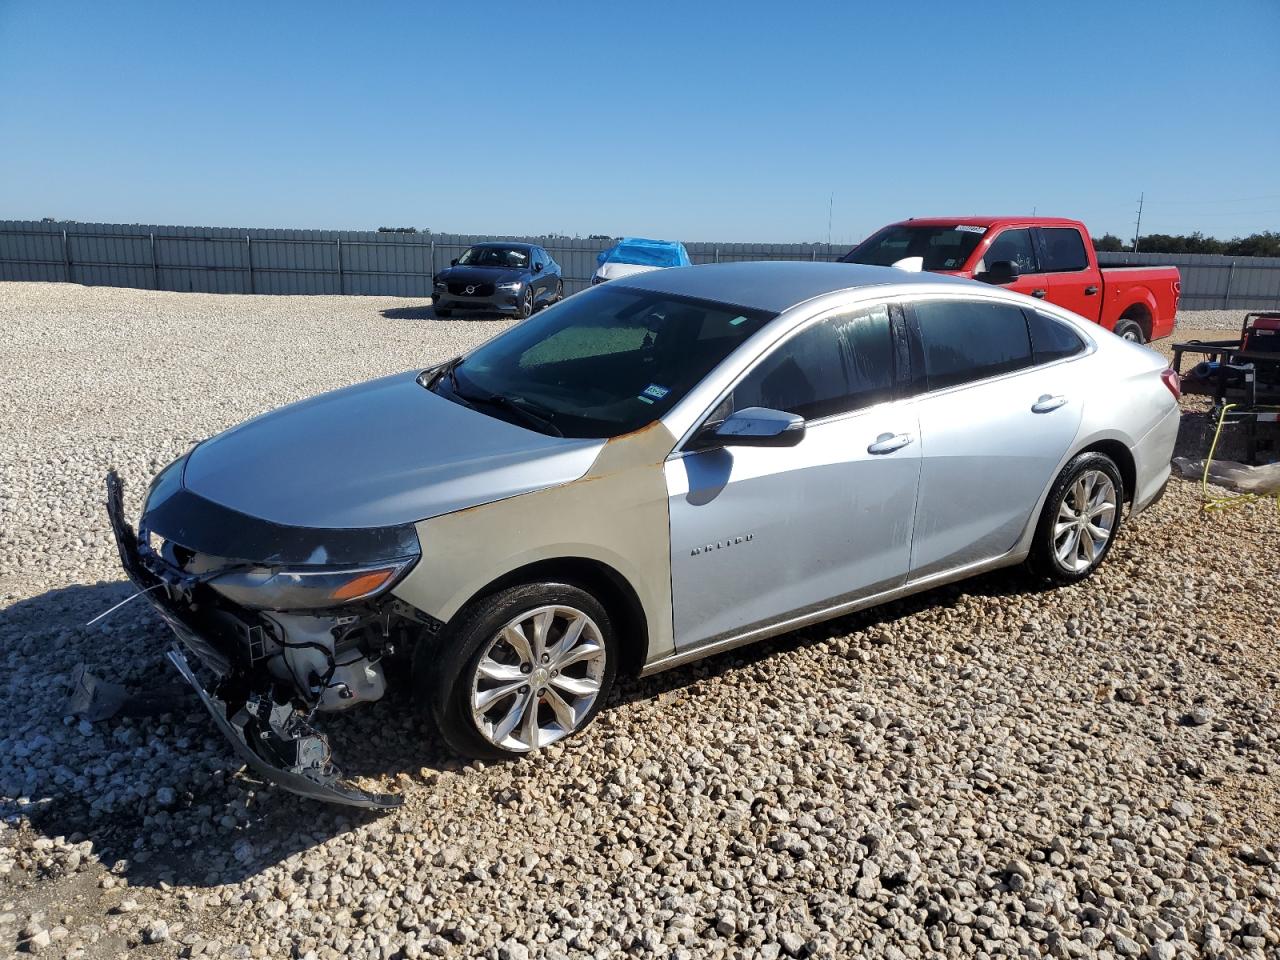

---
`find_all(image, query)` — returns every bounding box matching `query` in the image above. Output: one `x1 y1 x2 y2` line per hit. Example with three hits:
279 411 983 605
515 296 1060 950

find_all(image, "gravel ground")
1 284 1277 960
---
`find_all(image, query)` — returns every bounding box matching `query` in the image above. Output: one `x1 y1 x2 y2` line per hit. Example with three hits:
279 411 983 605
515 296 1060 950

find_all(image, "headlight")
207 558 416 611
591 275 606 285
496 281 523 292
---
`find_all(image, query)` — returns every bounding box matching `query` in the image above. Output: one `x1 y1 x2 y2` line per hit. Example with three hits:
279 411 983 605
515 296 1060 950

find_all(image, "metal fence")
1095 251 1280 311
2 219 1278 308
0 221 839 298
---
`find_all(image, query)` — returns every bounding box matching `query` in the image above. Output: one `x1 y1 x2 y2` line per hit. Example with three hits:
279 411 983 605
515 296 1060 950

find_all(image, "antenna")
1133 192 1144 252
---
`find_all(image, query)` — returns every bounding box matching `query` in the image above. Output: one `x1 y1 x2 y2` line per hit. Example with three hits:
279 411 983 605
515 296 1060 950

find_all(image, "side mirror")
450 258 459 266
977 260 1019 284
533 262 544 273
693 406 805 449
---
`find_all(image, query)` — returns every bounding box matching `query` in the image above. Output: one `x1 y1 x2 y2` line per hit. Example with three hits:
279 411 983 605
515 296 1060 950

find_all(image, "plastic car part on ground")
597 237 692 269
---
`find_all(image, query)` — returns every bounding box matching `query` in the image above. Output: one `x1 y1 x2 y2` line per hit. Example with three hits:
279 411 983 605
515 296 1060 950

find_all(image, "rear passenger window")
1027 310 1085 364
1039 228 1089 272
913 300 1032 390
733 304 895 420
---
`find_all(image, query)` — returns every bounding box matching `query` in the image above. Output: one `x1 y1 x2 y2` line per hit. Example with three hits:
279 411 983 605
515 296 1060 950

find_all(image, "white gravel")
1174 310 1253 334
1 282 1278 959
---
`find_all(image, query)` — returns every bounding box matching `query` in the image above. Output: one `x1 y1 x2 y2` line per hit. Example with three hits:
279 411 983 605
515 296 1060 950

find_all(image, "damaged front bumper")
105 470 406 809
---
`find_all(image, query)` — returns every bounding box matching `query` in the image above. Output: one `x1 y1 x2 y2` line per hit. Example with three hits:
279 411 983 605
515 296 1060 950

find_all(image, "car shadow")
0 580 461 890
380 305 512 322
379 305 442 321
0 563 1043 890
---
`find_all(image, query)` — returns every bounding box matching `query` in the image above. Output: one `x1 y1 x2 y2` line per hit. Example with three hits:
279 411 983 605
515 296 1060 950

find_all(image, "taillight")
1160 368 1181 400
1173 279 1181 311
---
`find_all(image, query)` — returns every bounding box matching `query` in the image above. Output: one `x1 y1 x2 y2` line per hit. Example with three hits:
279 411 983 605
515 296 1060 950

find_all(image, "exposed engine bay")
105 469 434 808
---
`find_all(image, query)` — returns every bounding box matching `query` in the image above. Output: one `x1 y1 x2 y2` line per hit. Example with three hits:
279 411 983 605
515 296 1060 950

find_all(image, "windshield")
601 241 687 268
428 286 776 438
457 246 531 268
842 224 987 271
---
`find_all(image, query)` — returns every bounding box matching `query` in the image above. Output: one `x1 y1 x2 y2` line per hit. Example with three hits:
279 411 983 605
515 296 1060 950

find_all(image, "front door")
977 227 1051 302
666 303 922 649
905 297 1083 578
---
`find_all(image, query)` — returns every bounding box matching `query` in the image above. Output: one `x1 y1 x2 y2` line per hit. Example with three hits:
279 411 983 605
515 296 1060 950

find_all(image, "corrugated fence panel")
1097 251 1280 310
2 221 1278 308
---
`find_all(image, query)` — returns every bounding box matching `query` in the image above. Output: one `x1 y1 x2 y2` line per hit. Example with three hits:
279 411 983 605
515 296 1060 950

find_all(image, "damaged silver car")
106 262 1180 807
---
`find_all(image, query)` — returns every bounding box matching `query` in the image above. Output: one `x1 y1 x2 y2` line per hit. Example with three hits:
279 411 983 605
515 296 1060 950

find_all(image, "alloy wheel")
1053 469 1117 572
469 604 606 752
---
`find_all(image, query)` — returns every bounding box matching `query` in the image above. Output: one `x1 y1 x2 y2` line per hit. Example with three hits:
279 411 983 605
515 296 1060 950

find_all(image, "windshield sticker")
954 224 986 234
642 383 670 400
730 315 748 326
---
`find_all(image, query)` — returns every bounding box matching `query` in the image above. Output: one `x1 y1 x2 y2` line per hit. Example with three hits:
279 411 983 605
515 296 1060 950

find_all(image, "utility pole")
1132 192 1144 252
827 192 834 247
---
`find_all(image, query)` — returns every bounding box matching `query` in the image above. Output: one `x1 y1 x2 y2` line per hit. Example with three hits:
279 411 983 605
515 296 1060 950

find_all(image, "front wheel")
516 287 534 320
417 582 618 760
1027 452 1125 585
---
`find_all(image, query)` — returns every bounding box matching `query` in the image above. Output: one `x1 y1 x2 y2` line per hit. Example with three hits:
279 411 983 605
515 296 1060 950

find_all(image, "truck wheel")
416 582 618 760
1113 318 1144 343
1027 452 1125 586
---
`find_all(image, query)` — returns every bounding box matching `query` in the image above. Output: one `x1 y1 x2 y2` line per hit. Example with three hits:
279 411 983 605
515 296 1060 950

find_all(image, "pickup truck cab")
841 217 1180 342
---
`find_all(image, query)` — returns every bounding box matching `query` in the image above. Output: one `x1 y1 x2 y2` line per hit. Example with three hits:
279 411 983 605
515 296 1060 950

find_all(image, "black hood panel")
142 458 420 566
437 265 528 285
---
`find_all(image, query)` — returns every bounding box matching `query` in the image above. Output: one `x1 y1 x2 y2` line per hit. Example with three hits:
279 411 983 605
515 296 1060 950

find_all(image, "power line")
1143 193 1280 205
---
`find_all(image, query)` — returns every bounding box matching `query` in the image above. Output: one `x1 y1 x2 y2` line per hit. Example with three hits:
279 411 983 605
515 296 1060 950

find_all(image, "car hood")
182 371 604 528
437 265 528 285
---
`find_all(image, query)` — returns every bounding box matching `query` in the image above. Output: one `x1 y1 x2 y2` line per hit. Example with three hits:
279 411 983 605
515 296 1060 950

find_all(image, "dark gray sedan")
432 242 562 318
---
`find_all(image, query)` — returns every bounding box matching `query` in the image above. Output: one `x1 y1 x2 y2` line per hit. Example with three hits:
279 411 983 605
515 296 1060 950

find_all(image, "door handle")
1032 288 1047 299
1084 285 1099 295
1031 394 1067 413
867 432 914 454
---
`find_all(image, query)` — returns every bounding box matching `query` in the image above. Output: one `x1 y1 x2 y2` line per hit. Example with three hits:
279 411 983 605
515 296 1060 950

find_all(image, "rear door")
975 228 1051 301
905 297 1084 579
1035 226 1102 321
666 302 921 648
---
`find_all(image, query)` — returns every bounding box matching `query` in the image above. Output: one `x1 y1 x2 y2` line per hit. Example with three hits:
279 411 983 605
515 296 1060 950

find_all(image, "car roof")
469 241 537 250
612 260 970 313
892 216 1086 230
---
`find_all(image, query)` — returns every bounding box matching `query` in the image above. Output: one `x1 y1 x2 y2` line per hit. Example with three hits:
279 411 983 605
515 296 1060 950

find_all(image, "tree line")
1092 231 1280 258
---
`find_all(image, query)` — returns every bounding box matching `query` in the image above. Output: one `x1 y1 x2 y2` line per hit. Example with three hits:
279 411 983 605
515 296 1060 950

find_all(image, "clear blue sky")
1 0 1277 244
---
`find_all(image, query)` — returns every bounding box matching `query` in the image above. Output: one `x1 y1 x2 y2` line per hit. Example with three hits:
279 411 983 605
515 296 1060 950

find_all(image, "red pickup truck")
841 217 1181 343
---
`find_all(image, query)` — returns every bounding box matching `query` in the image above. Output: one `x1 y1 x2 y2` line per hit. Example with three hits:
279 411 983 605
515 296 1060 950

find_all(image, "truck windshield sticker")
954 225 986 234
642 383 670 400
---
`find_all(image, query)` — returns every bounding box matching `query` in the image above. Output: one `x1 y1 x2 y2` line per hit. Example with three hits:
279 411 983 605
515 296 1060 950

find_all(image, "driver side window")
977 229 1038 274
730 304 895 421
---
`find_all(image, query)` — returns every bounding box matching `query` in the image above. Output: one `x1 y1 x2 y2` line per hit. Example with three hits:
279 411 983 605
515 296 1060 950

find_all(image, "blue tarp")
597 237 692 269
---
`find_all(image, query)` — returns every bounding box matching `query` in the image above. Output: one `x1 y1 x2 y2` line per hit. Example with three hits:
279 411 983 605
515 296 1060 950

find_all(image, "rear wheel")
1113 318 1144 343
416 582 618 760
1028 452 1125 585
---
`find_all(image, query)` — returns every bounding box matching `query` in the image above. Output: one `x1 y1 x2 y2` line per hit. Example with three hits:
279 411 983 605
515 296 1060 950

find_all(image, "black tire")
435 306 452 318
516 287 534 320
1113 318 1144 343
1028 451 1126 586
415 582 618 761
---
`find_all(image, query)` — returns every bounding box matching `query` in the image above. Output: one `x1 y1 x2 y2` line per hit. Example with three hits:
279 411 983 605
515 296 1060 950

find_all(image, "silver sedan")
109 261 1180 806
